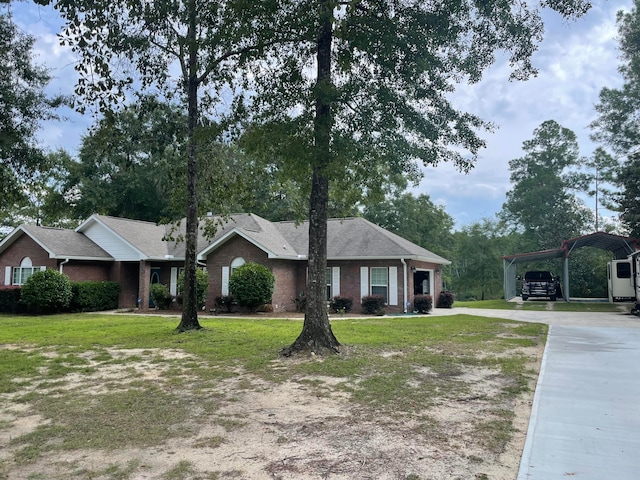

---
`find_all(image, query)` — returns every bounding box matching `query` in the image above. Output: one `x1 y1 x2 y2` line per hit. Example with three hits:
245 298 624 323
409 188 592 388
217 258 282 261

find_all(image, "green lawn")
0 312 546 479
455 298 631 312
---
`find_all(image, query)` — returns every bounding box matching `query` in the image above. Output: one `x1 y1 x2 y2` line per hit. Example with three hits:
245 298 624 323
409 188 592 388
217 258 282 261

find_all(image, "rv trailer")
608 252 640 315
631 251 640 316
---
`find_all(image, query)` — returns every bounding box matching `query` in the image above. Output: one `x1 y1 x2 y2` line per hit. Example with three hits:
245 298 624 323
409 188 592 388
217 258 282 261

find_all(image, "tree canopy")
591 0 640 237
0 9 63 210
63 96 187 223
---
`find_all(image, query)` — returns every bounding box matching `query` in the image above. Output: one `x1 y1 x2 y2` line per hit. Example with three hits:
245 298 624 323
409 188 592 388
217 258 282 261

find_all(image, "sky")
8 1 635 229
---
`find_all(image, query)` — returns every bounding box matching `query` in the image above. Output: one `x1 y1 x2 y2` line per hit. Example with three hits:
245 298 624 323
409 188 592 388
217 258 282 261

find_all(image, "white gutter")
59 258 70 274
401 258 408 313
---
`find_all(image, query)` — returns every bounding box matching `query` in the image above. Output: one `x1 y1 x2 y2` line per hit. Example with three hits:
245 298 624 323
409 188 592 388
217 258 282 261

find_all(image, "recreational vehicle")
608 252 640 314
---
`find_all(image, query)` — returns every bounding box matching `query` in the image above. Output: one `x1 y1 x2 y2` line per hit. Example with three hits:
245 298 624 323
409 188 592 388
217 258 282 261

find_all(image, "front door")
149 268 161 307
413 270 431 295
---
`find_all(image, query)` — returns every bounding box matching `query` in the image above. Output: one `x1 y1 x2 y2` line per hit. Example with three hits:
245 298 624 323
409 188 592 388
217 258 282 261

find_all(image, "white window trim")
221 266 230 296
332 267 340 297
360 267 369 299
389 266 398 306
170 267 178 296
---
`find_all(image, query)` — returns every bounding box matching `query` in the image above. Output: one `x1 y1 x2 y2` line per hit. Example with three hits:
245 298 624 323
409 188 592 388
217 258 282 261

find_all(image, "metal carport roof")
502 232 640 300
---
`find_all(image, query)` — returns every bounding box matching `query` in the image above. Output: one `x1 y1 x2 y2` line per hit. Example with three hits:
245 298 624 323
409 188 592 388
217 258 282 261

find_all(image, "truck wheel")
522 295 528 301
550 295 556 301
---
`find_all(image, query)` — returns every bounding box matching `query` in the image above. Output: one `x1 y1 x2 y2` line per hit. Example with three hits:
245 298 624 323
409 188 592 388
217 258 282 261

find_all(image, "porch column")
111 261 126 308
138 260 151 310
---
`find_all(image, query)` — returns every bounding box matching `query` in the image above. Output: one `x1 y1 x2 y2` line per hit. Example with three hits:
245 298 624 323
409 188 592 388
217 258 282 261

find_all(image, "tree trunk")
282 0 339 355
177 0 201 332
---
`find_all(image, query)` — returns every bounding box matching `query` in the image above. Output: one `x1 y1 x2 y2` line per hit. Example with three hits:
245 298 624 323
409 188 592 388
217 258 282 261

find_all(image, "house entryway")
413 270 431 295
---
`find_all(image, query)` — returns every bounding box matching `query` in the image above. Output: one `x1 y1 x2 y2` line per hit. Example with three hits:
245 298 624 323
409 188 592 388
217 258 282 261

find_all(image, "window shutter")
389 266 398 306
4 267 11 286
221 266 230 296
332 267 340 297
170 267 178 296
360 267 369 299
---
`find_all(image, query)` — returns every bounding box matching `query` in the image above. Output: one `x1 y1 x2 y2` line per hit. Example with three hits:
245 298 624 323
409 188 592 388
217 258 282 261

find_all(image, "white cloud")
409 1 632 227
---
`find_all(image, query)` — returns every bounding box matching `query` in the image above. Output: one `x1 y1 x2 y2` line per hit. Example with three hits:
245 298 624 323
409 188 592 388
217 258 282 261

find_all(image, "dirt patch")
0 344 544 480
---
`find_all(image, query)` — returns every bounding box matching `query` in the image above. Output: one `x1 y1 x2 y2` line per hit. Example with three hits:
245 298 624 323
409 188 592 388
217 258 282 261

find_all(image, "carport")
502 232 639 301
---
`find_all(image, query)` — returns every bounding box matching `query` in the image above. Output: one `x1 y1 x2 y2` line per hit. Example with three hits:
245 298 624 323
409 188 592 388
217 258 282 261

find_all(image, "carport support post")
503 258 517 301
563 256 570 301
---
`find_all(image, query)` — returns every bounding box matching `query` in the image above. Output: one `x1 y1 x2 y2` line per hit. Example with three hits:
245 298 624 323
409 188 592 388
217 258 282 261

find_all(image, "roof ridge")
26 224 67 231
95 214 160 226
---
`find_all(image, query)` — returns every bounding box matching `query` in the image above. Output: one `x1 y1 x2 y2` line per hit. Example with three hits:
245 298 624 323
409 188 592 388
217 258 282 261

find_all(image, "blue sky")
9 1 634 229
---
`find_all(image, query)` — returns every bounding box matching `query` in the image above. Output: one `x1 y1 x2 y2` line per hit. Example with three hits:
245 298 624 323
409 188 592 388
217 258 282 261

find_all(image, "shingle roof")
17 225 112 260
202 215 449 264
90 215 181 258
3 213 449 265
277 217 450 264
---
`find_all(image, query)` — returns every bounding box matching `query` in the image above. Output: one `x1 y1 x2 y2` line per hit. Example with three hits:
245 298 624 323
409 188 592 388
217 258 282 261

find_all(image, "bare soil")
0 340 543 480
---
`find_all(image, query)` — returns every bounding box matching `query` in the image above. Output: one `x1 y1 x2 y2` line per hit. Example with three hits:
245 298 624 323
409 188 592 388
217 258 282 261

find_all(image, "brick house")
0 213 450 314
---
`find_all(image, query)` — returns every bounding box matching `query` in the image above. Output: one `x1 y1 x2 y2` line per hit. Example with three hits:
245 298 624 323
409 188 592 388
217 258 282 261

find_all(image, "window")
617 262 632 279
370 267 388 300
230 257 245 274
12 257 40 286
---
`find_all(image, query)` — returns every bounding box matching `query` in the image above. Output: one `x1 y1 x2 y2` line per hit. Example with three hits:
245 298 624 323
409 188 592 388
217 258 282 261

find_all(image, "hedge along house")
199 214 450 314
0 213 450 314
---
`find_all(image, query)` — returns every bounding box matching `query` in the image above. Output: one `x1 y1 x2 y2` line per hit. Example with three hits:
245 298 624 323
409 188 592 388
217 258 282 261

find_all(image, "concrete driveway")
432 307 640 479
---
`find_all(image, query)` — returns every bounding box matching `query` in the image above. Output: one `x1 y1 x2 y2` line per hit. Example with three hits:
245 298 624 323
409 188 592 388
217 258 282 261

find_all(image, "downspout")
59 258 70 274
401 258 408 313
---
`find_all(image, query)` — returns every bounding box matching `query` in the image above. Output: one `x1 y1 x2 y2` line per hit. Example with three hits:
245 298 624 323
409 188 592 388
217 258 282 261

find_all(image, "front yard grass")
456 298 630 312
0 313 546 479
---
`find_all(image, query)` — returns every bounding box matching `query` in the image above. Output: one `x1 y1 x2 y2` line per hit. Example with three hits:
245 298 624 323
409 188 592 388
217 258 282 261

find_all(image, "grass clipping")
0 316 545 480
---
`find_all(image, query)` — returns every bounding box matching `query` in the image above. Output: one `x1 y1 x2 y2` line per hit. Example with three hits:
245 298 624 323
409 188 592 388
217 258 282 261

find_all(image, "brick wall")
61 262 112 282
205 236 303 312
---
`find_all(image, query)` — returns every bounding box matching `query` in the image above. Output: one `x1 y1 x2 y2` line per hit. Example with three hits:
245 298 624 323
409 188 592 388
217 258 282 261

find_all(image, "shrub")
214 295 236 313
361 295 385 315
330 296 353 314
20 269 72 314
177 269 209 309
229 262 274 311
149 283 172 310
70 281 120 312
0 287 24 314
292 291 306 312
413 294 433 314
437 291 455 308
